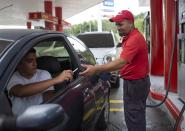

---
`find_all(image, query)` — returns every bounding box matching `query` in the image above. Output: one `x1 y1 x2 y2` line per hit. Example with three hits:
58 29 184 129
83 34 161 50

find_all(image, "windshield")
0 39 12 56
77 33 115 48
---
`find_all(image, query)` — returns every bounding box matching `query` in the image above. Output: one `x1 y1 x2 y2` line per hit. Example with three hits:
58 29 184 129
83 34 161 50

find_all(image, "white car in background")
77 31 121 88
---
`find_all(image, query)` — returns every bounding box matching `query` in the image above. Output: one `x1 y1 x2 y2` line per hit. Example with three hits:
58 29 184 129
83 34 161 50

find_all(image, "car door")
0 39 15 130
0 33 106 131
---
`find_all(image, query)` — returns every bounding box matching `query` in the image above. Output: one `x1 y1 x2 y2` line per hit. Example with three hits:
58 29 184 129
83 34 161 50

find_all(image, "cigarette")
73 68 78 73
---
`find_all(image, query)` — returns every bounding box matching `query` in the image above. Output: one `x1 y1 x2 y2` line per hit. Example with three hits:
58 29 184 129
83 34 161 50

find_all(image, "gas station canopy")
0 0 103 26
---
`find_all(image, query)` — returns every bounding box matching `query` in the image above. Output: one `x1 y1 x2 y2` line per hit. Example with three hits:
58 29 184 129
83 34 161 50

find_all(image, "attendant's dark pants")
123 76 150 131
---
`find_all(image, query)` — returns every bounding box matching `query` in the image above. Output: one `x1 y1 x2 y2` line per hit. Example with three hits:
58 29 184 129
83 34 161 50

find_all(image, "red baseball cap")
109 10 134 23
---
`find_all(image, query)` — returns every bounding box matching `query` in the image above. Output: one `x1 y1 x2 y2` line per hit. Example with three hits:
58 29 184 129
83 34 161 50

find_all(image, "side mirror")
16 104 66 130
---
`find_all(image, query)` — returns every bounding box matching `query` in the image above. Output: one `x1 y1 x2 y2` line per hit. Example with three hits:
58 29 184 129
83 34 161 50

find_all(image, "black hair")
22 48 36 59
18 48 36 66
27 48 36 54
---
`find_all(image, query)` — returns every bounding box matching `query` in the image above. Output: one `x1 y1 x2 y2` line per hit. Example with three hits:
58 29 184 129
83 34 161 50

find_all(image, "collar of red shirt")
122 28 138 42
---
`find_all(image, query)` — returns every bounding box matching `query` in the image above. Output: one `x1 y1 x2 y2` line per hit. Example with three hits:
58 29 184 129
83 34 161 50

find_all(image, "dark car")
77 32 120 88
0 29 110 131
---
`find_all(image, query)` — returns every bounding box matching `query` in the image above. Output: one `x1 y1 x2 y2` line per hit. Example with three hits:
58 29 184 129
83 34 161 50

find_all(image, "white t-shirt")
7 69 54 116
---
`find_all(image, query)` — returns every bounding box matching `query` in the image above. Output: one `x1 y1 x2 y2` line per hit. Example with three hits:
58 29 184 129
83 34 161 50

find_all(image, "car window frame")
0 39 13 58
67 36 96 65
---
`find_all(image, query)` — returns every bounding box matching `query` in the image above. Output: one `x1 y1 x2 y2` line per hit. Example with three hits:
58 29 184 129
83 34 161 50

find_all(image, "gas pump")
178 0 185 104
143 11 150 53
175 1 185 129
143 1 185 130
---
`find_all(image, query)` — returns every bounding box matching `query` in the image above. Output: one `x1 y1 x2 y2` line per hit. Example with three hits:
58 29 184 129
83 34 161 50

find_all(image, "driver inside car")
7 48 73 116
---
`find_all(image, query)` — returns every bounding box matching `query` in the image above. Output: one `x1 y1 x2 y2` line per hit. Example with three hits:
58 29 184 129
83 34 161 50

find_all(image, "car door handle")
84 88 90 96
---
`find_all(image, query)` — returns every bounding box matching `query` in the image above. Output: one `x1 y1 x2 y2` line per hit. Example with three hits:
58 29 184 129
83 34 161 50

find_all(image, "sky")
66 0 150 25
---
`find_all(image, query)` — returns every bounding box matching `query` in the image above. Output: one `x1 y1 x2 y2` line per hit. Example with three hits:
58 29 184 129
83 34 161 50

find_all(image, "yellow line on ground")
83 108 96 121
110 108 124 112
109 99 124 104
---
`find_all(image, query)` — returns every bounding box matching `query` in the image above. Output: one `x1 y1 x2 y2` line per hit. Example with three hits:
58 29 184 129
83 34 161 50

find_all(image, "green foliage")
135 18 144 33
134 13 145 33
102 20 117 33
64 12 145 36
64 20 98 36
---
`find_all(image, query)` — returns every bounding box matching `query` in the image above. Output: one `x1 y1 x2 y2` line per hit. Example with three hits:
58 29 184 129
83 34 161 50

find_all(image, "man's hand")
79 64 97 76
54 70 73 83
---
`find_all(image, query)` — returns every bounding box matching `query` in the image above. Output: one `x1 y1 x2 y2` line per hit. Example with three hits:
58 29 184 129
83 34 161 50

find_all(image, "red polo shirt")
120 28 149 80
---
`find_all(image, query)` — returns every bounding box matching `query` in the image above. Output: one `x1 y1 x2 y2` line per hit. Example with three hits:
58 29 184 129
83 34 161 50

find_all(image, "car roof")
78 31 112 36
0 29 67 41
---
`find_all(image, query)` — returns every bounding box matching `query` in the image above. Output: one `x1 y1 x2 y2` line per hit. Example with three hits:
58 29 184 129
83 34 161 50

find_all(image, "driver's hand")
55 70 73 83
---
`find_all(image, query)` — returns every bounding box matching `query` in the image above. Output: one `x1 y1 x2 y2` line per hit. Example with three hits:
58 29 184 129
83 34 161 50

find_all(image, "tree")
134 13 145 33
64 12 146 36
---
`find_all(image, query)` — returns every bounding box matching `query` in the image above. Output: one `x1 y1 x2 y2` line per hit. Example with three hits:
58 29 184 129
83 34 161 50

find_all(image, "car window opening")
35 38 78 92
